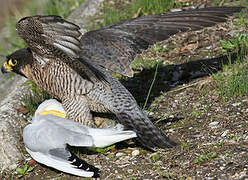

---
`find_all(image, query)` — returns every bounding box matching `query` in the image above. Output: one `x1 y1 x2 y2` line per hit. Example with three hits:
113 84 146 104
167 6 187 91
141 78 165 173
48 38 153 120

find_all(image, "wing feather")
16 15 110 88
79 6 244 76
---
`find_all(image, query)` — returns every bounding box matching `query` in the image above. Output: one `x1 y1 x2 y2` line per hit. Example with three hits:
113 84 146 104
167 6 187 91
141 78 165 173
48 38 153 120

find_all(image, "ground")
2 1 248 180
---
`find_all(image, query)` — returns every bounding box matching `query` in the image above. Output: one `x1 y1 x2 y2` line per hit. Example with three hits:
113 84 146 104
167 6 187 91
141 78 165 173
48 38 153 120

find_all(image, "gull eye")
8 59 17 66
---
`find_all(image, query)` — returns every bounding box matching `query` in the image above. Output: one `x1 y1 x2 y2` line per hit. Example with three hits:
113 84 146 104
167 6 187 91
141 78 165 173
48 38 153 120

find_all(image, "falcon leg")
83 98 116 128
62 96 96 127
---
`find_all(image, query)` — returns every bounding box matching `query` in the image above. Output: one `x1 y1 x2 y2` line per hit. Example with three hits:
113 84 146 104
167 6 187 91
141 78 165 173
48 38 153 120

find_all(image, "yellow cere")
3 61 13 72
40 110 66 118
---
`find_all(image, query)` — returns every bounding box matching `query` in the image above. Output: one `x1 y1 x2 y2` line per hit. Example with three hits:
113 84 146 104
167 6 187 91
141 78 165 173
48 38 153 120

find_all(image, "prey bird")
1 6 244 150
23 99 137 177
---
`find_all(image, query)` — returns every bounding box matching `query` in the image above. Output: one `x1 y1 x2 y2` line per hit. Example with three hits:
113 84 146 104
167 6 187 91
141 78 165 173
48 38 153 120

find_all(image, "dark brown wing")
16 15 109 87
80 6 244 77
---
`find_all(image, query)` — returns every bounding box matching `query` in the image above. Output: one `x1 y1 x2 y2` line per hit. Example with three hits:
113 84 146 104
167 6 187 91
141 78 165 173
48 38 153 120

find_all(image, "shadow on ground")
122 53 239 107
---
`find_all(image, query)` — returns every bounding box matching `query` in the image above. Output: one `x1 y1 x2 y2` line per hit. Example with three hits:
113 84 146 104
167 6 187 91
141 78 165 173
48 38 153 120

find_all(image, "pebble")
116 152 124 157
239 171 247 178
221 130 229 137
169 115 174 118
209 121 219 128
25 157 32 161
127 169 133 173
220 166 225 170
132 150 140 157
170 8 182 12
232 102 241 107
206 45 213 50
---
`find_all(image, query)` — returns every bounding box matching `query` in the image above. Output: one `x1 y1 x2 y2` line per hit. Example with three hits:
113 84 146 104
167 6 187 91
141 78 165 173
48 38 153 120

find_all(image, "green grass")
213 62 248 98
43 0 84 18
213 33 248 99
91 0 174 30
21 81 51 115
143 63 159 110
194 151 217 164
16 162 34 178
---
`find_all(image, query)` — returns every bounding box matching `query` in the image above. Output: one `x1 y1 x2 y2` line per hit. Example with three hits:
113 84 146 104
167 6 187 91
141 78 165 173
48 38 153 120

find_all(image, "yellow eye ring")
8 59 17 66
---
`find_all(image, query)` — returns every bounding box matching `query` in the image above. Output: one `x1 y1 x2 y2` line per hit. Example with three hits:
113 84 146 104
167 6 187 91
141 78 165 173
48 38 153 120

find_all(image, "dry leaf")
17 105 29 115
133 7 142 18
180 43 198 52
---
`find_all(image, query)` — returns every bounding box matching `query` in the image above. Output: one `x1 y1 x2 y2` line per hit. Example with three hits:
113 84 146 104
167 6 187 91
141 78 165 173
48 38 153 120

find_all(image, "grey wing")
80 6 244 77
16 15 109 87
23 118 94 153
25 146 99 177
39 114 92 134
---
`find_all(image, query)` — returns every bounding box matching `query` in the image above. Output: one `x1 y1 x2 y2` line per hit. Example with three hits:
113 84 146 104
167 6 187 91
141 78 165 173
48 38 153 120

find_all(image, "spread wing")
79 6 244 77
16 15 109 87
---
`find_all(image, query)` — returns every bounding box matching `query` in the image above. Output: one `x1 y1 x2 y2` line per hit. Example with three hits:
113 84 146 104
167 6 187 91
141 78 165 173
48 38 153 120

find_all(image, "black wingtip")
68 153 100 178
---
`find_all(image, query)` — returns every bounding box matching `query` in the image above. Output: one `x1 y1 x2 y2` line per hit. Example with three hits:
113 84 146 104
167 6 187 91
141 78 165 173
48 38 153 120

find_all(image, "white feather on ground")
23 99 137 177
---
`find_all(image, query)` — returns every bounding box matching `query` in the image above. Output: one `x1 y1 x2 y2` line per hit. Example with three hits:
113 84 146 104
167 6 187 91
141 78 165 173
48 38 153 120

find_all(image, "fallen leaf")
133 7 142 18
17 105 29 115
180 43 198 52
29 160 36 166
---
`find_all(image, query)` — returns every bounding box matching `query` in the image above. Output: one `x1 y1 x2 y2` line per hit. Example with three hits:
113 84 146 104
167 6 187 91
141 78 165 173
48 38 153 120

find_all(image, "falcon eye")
8 59 17 66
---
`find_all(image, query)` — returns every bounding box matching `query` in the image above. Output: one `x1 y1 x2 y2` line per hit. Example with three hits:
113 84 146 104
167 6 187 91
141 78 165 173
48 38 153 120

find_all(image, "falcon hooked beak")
1 59 16 73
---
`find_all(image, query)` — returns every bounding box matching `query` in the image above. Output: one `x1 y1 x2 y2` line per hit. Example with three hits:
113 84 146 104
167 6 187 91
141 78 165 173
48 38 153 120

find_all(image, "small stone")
209 121 219 128
206 45 213 50
25 157 32 161
148 112 154 116
116 152 124 157
127 169 133 173
232 102 241 107
220 166 225 170
170 8 182 12
221 130 229 137
169 115 174 118
132 150 140 157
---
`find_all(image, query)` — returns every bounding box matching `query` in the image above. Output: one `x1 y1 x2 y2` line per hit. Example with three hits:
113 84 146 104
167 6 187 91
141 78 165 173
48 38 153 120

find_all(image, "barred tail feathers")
116 107 177 150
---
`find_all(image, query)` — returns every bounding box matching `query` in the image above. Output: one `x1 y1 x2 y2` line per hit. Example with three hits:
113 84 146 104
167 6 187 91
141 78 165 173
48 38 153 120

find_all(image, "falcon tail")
116 107 177 150
97 68 177 150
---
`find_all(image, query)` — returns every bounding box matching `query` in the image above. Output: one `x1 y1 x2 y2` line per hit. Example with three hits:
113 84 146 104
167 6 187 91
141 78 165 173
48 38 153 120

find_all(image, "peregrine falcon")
1 6 244 150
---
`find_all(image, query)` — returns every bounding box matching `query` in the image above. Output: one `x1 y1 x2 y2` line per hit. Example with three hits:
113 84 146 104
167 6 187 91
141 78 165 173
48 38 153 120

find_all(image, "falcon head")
1 48 33 78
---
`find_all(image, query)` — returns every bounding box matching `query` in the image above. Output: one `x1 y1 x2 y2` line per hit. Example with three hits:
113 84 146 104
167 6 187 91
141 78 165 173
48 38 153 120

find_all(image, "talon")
95 119 104 127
